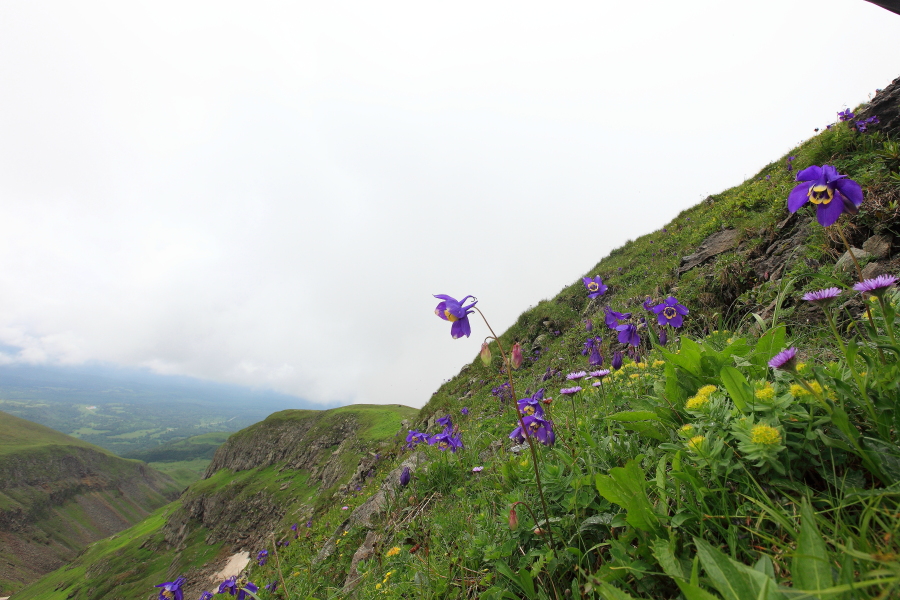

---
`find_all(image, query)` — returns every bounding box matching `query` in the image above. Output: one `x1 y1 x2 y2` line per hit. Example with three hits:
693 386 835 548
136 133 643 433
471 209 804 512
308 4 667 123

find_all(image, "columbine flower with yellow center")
787 165 863 227
155 577 185 600
433 294 477 339
386 546 401 557
687 435 706 453
750 424 782 446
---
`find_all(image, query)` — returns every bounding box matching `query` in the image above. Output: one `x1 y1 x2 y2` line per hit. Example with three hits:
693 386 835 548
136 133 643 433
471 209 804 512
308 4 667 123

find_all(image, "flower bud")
510 343 523 370
508 506 519 530
480 342 492 366
399 466 410 487
585 318 593 332
658 328 668 346
611 351 623 371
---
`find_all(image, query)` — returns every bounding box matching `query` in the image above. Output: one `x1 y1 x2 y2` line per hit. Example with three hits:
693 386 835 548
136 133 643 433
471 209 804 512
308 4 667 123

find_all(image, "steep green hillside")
0 411 181 596
123 431 231 488
13 403 418 600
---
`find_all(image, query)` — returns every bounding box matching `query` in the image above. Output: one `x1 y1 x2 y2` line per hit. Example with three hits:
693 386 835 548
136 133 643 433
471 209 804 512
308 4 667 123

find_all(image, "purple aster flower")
428 431 463 452
585 318 593 332
769 347 798 372
583 275 608 299
853 274 898 298
566 371 587 380
155 576 185 600
560 386 582 395
399 466 411 487
509 415 555 446
589 346 603 366
604 306 631 329
256 549 268 566
405 430 428 449
611 351 623 370
838 109 854 122
265 581 279 592
433 294 478 339
436 415 453 431
472 466 484 472
802 287 842 305
199 592 214 600
652 296 689 328
615 323 641 346
787 165 864 227
589 369 610 378
658 328 668 345
460 407 469 416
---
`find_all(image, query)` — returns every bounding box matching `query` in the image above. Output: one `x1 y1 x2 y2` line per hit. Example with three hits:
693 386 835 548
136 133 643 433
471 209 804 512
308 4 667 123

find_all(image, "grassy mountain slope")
0 411 181 595
123 431 231 488
13 404 418 600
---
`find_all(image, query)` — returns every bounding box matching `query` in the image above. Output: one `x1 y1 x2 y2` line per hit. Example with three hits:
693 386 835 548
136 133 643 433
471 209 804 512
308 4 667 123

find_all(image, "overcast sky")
0 1 898 408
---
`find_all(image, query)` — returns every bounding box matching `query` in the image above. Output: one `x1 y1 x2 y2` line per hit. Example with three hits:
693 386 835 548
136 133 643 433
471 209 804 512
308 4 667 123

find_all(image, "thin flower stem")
270 534 291 599
792 375 832 415
473 307 556 551
876 296 898 346
835 223 886 364
823 310 874 418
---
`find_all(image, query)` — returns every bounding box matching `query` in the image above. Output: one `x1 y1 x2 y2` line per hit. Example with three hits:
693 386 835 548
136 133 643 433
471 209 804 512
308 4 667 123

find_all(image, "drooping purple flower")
559 386 582 395
428 431 463 452
155 576 185 600
838 109 855 122
642 297 656 311
583 275 608 299
856 120 868 133
652 296 689 328
802 287 842 305
399 466 411 487
611 351 623 370
769 347 798 372
405 430 429 449
589 346 603 366
256 549 268 566
218 578 238 596
585 318 593 332
787 165 864 227
510 342 524 369
615 323 641 346
433 294 478 339
604 306 631 329
853 274 898 297
199 593 214 600
658 328 668 346
436 415 453 431
581 337 595 356
786 156 796 172
290 522 298 532
509 415 555 446
566 371 587 380
265 581 279 592
460 407 469 416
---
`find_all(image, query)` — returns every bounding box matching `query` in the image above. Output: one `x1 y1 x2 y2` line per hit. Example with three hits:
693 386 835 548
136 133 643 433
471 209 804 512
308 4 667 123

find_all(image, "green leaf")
694 538 754 600
720 366 752 413
518 567 536 599
619 421 666 441
595 581 646 600
608 410 660 422
675 580 722 600
753 325 786 372
665 361 688 406
595 459 661 534
792 500 833 595
652 537 685 580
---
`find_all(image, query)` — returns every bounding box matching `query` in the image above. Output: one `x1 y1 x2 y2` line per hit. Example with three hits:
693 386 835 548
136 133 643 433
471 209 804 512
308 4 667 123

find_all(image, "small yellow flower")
679 424 695 436
653 360 665 367
697 385 717 396
637 362 647 369
520 459 529 467
755 383 775 401
376 583 382 590
386 546 401 557
750 424 781 445
796 362 807 374
790 381 823 397
630 373 640 379
687 435 706 453
685 394 710 410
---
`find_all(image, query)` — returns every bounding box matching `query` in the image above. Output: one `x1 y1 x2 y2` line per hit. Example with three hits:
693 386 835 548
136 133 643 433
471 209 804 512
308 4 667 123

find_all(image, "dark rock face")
857 75 900 138
677 229 741 275
863 233 893 260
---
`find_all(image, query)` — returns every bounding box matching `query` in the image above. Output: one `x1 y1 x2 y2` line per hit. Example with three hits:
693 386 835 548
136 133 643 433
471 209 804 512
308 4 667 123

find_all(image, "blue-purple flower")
399 466 411 487
566 371 587 380
853 274 897 297
460 407 469 415
589 346 603 366
265 581 279 592
605 306 631 329
509 415 555 446
658 328 668 345
786 156 796 172
218 577 259 600
611 351 623 370
405 430 429 448
787 165 864 227
585 318 593 332
518 393 545 417
436 415 453 431
155 576 185 600
802 287 842 305
199 593 214 600
769 347 798 372
642 297 656 311
652 296 689 328
428 431 463 452
583 276 608 299
838 109 855 122
257 549 268 566
433 294 477 339
615 323 641 346
559 386 582 395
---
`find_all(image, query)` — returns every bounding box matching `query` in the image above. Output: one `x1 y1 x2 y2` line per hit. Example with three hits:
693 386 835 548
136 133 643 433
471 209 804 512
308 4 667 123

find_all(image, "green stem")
474 307 556 551
835 223 886 364
823 310 874 418
877 296 898 346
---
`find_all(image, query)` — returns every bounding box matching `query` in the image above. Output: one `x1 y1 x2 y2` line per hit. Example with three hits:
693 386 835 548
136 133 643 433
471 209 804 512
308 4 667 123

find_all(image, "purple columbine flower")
155 576 185 600
581 337 595 356
611 351 623 370
787 165 864 227
615 323 641 346
199 592 214 600
428 431 463 452
436 415 453 431
585 318 593 332
769 347 798 372
257 549 268 566
802 287 842 305
509 415 555 446
433 294 477 339
838 109 855 122
460 407 469 416
306 520 312 528
290 523 298 532
605 306 631 329
399 466 411 487
583 275 608 298
589 346 603 366
856 120 868 133
566 371 587 380
518 394 544 417
853 274 898 298
560 386 582 395
642 297 656 311
405 430 429 448
652 296 689 328
265 581 279 592
787 156 796 172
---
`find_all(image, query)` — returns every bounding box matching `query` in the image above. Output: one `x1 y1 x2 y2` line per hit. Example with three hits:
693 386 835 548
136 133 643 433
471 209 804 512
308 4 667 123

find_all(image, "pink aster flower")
853 274 898 297
802 287 842 305
768 347 798 372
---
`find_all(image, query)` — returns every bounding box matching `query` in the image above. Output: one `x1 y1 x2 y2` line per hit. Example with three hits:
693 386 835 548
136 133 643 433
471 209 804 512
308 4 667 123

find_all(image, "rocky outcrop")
677 229 741 275
857 74 900 138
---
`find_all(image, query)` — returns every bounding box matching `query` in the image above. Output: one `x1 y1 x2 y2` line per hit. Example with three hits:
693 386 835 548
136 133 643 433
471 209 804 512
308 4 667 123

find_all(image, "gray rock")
343 530 381 591
835 248 872 274
677 229 741 275
861 261 889 280
863 234 893 259
531 334 547 350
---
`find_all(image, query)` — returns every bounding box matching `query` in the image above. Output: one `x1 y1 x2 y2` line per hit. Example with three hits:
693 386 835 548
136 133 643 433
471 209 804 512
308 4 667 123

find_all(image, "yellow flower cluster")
755 383 775 401
687 435 705 453
686 385 717 410
790 381 823 397
750 424 781 446
630 373 640 379
679 424 695 436
653 360 665 367
386 546 400 557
